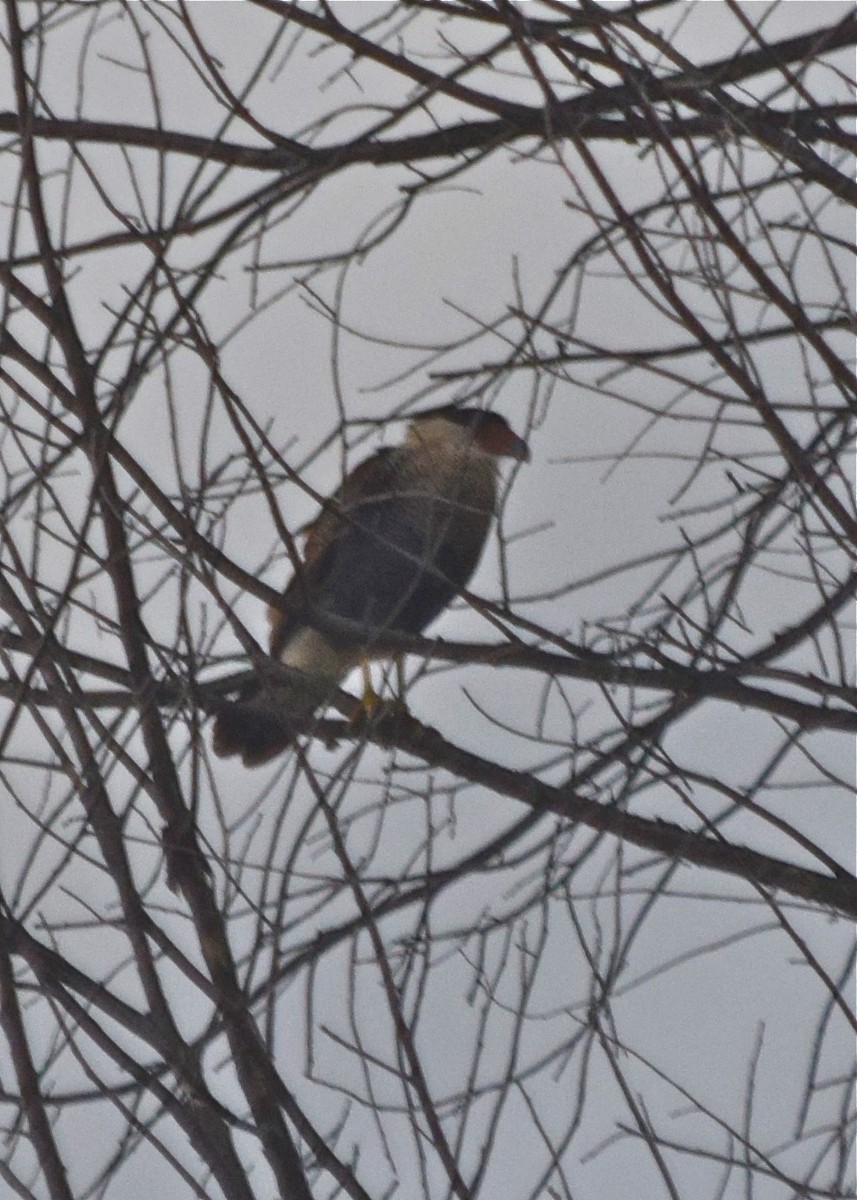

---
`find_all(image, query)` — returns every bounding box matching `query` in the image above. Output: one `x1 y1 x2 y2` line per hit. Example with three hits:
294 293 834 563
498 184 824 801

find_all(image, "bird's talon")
362 685 382 714
347 687 381 731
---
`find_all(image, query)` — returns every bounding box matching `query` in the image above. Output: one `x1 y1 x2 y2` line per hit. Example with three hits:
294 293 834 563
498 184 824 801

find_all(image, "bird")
212 405 529 766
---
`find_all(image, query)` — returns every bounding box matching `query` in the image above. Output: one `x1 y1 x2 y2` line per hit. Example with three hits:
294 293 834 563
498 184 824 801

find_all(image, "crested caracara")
212 405 529 765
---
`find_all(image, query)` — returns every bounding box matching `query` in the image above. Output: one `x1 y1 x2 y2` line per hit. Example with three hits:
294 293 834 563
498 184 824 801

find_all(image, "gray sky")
0 3 853 1198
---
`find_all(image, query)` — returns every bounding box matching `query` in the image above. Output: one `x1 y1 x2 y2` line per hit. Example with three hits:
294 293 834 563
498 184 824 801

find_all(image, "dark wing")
269 448 398 658
271 448 492 657
301 449 398 570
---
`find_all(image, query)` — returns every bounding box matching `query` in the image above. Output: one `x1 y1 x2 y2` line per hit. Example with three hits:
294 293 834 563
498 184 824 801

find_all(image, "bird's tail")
211 687 297 767
211 663 347 768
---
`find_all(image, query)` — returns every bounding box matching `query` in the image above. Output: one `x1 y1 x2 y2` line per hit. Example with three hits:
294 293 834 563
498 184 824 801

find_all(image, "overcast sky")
0 4 853 1198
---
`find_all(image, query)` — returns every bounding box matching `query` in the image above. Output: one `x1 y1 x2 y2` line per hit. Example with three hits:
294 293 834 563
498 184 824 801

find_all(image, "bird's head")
407 405 530 462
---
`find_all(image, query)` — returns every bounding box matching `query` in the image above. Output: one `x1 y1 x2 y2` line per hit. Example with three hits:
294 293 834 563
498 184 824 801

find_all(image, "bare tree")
0 2 853 1197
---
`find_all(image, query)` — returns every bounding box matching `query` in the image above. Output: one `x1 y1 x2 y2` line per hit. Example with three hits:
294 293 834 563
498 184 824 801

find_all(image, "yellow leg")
348 658 409 729
361 659 381 713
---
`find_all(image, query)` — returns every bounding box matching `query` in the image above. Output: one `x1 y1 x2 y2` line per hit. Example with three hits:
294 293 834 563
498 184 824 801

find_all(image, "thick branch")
359 709 857 919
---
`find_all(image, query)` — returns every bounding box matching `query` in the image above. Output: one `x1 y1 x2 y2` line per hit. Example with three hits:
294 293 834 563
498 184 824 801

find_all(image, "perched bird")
212 405 529 765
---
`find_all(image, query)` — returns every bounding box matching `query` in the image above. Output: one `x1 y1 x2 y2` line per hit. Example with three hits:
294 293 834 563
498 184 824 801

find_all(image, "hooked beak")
504 431 530 462
474 423 530 462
